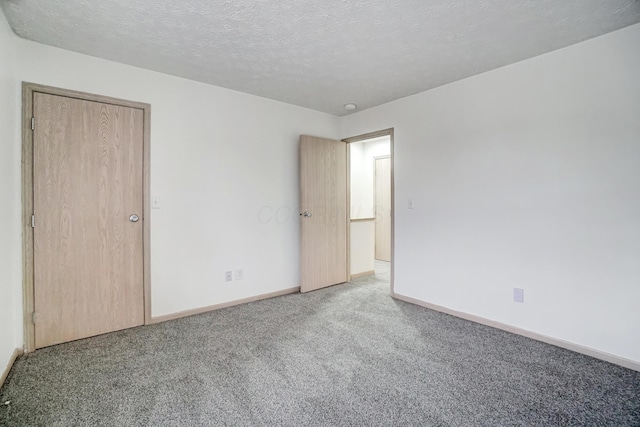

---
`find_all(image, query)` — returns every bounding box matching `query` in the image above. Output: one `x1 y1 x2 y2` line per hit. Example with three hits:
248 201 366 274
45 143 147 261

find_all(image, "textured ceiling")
2 0 640 115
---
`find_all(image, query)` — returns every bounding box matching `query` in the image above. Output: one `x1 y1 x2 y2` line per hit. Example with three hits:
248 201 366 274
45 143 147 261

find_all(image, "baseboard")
393 293 640 372
150 286 300 324
350 270 375 279
1 348 24 388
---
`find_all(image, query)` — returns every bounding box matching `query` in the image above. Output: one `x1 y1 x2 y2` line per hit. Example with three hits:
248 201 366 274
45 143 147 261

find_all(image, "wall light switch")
408 199 414 209
152 197 160 209
513 288 525 303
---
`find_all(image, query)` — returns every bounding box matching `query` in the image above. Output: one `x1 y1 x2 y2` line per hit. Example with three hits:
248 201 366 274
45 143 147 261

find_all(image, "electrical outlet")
513 288 524 303
236 269 244 280
225 271 233 282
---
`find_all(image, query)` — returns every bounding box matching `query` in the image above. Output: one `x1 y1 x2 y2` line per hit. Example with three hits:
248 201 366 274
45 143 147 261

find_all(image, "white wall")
339 23 640 362
350 221 375 275
349 142 367 218
7 36 339 323
0 9 21 372
350 137 391 219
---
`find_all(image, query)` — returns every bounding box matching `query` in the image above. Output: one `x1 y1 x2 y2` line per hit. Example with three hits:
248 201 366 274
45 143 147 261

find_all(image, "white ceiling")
2 0 639 116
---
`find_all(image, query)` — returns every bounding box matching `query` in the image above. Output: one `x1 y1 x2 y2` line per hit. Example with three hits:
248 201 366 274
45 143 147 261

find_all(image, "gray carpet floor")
1 261 639 426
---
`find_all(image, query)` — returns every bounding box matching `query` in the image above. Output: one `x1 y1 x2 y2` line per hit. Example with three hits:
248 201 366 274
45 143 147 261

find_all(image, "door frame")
21 82 152 352
342 128 395 296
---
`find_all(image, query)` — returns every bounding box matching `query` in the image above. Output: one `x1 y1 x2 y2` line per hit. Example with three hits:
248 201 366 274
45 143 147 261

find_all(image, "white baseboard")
1 348 24 389
393 293 640 372
150 286 300 324
350 270 375 279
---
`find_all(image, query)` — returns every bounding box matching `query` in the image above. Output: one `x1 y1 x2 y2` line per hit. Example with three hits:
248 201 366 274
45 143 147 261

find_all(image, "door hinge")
31 214 35 228
32 312 37 324
31 117 35 131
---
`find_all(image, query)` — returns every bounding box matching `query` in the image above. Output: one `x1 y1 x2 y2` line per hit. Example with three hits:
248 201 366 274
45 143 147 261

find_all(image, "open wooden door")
299 135 348 292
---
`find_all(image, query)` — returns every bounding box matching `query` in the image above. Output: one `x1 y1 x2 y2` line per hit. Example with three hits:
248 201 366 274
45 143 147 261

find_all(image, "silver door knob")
129 214 140 222
301 211 312 218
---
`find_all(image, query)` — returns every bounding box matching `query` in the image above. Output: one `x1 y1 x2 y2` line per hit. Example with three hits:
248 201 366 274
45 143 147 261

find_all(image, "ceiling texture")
2 0 640 115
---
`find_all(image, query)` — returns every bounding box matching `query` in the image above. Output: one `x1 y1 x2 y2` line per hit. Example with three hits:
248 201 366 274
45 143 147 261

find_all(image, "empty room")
1 1 639 425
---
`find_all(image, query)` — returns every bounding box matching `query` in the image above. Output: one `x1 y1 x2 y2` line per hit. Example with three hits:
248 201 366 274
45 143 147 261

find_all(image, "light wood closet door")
33 92 145 348
375 157 391 261
300 135 348 292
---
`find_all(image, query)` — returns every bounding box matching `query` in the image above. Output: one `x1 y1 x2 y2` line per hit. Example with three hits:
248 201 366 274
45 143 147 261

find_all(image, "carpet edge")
0 348 23 389
393 293 640 372
149 286 301 324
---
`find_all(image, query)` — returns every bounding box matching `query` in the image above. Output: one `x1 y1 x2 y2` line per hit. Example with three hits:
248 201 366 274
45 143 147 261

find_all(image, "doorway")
22 83 151 351
298 128 394 295
345 132 393 293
